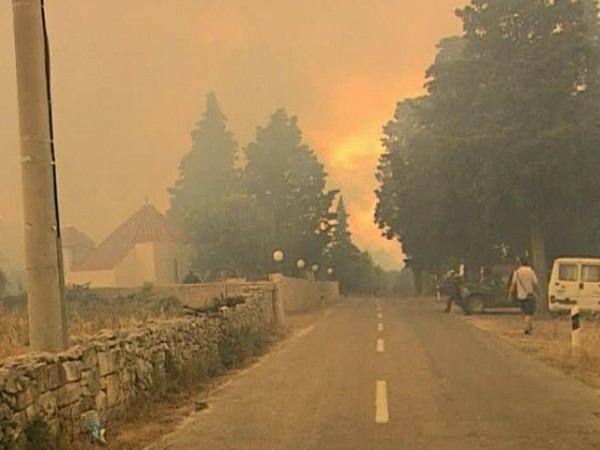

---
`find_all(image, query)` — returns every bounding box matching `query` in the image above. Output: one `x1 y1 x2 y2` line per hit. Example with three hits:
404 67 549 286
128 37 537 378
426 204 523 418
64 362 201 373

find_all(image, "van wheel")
467 295 486 314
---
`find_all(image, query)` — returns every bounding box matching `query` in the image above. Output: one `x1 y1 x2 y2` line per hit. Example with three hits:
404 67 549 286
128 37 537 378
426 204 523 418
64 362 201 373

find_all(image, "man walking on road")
508 257 539 335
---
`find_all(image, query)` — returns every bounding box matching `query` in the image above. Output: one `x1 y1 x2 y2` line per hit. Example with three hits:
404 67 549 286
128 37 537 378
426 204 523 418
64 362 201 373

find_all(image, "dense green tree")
375 93 499 283
442 0 600 311
243 109 338 273
185 194 265 280
375 97 444 273
376 1 600 313
167 93 239 225
329 196 360 293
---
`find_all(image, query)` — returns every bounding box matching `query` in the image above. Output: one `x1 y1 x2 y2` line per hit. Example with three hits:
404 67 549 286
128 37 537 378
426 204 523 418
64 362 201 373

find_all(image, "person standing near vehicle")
508 257 539 335
444 271 468 315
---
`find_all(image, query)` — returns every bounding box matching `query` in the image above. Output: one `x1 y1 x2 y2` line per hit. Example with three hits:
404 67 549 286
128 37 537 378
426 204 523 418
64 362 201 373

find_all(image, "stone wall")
90 281 274 310
0 295 269 447
0 276 340 446
88 277 339 314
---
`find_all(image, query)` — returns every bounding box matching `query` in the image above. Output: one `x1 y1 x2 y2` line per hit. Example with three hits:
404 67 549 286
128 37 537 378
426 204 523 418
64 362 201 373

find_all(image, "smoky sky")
0 0 462 269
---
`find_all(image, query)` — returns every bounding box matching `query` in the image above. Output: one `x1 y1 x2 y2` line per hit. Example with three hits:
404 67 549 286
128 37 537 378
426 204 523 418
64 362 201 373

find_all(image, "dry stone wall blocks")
0 295 269 446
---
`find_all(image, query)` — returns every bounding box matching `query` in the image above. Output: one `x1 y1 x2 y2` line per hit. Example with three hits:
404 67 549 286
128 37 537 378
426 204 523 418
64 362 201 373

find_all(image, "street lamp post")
310 264 319 281
270 249 285 330
272 249 284 274
296 258 306 277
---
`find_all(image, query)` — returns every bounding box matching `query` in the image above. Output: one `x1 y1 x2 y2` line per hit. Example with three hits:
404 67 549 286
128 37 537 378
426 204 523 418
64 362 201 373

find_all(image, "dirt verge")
461 309 600 389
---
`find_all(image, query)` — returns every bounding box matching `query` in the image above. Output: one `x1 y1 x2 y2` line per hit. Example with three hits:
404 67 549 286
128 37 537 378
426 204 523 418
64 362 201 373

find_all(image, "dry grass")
0 305 29 359
0 288 181 360
464 311 600 388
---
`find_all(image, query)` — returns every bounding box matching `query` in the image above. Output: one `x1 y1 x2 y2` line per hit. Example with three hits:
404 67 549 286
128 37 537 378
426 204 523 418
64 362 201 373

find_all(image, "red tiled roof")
61 226 95 249
71 205 183 271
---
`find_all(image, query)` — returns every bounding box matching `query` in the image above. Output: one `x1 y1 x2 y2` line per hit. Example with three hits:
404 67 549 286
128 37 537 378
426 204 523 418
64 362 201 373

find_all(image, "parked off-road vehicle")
459 264 518 314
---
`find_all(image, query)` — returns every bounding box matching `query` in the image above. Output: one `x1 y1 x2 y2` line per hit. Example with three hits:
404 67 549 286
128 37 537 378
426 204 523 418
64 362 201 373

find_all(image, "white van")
548 257 600 312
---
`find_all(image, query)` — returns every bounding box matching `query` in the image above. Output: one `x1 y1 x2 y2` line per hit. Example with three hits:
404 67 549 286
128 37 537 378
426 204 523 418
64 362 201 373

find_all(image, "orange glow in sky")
0 0 463 270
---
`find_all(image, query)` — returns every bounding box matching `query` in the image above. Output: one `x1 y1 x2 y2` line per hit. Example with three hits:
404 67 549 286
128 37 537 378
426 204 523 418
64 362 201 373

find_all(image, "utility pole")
12 0 68 352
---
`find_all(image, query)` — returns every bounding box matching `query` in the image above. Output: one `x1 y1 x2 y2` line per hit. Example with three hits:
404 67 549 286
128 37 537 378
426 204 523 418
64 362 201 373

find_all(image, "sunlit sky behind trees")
0 0 463 269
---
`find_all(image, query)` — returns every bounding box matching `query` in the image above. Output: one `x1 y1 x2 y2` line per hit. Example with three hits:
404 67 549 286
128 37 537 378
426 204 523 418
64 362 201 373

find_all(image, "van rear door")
580 263 600 310
552 261 580 304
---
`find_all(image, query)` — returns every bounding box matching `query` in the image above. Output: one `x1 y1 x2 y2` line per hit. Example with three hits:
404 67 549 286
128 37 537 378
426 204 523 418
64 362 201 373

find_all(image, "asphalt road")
147 298 600 450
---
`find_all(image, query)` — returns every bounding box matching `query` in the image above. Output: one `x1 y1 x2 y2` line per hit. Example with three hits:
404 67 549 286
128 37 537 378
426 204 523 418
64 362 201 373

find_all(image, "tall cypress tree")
329 196 378 294
333 196 351 244
167 93 238 225
243 108 337 272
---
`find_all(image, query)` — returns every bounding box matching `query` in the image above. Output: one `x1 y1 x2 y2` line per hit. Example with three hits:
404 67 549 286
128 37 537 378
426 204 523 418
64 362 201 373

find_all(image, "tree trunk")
530 220 549 317
412 268 423 296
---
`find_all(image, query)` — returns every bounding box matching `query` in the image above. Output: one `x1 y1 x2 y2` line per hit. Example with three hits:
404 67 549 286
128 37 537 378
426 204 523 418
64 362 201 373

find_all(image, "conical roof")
71 205 183 271
61 226 95 249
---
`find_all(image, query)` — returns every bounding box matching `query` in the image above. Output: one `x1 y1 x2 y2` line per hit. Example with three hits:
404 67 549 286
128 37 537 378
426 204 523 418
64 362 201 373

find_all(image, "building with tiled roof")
66 205 191 287
61 226 95 270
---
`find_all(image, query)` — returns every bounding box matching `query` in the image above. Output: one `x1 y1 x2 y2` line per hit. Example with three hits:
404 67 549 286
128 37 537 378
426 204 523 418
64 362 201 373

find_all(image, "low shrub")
218 323 266 369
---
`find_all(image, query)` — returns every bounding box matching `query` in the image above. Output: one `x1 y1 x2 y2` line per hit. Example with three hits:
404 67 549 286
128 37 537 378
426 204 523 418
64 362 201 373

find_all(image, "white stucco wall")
65 242 191 288
152 242 192 285
114 243 155 287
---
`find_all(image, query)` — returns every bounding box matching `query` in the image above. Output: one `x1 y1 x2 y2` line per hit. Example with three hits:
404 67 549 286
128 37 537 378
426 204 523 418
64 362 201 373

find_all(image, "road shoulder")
457 306 600 390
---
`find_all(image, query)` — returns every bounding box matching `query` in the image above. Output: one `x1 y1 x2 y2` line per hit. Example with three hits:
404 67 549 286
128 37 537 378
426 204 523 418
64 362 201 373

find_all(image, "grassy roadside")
461 309 600 389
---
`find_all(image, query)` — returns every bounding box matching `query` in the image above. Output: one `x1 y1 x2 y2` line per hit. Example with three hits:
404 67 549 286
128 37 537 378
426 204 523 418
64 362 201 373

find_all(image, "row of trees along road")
375 0 600 313
167 93 395 295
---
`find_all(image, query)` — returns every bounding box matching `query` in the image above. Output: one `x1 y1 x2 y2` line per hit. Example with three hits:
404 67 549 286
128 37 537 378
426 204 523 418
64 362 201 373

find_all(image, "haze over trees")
167 92 239 226
168 95 401 294
329 197 380 295
375 0 600 309
243 108 338 275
